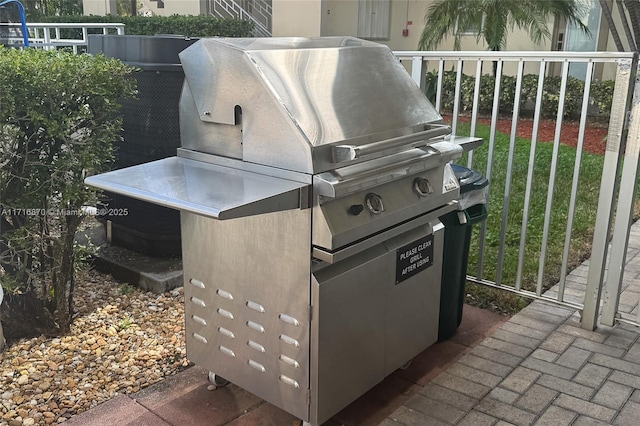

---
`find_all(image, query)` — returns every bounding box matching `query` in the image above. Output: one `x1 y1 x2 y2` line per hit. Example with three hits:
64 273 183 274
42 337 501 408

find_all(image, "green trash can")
438 164 489 341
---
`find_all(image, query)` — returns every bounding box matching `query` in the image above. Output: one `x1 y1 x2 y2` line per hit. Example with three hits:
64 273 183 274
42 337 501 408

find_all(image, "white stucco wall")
287 0 558 52
84 0 205 16
83 0 117 15
315 0 430 50
384 0 429 50
272 0 323 37
140 0 206 16
599 0 628 80
320 0 358 37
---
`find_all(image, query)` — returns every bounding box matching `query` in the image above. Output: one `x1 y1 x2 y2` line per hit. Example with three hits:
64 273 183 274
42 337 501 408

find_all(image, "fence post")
43 26 51 50
410 56 424 90
601 56 640 326
582 56 637 330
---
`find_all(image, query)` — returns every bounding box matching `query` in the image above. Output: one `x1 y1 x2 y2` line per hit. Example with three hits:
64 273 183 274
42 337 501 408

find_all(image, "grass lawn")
452 121 606 314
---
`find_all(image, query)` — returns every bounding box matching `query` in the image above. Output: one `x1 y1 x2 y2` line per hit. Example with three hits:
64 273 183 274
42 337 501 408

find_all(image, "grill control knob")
365 193 384 215
414 177 433 197
349 204 365 216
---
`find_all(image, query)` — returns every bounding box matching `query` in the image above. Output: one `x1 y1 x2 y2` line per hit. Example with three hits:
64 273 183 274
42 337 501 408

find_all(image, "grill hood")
179 37 443 174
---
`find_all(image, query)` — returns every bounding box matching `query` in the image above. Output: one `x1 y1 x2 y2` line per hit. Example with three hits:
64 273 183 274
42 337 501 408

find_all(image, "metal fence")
394 50 640 330
1 22 125 52
207 0 271 37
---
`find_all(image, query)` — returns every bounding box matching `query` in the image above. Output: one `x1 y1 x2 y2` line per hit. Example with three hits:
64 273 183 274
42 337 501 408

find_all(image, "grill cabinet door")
310 220 443 425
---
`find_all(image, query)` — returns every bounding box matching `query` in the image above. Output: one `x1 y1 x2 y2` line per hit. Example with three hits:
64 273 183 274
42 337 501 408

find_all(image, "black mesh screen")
101 66 184 257
115 69 185 168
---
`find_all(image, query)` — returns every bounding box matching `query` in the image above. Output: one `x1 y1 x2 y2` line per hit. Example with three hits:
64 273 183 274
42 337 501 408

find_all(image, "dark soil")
444 115 609 155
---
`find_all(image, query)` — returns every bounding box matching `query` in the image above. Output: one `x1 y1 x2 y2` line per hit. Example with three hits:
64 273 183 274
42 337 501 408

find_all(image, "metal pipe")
467 60 483 168
394 51 634 62
601 0 625 51
516 61 547 292
615 0 636 51
496 60 524 287
479 59 503 283
435 60 445 113
624 0 640 47
559 61 594 303
0 0 29 47
466 276 584 311
332 126 450 162
536 61 570 297
411 56 424 90
451 59 464 137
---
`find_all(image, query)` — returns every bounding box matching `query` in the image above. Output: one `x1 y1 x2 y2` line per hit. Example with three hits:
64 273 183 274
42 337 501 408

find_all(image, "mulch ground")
443 115 609 155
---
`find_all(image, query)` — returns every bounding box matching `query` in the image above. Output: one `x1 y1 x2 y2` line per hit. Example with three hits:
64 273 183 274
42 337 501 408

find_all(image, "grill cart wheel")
208 371 230 387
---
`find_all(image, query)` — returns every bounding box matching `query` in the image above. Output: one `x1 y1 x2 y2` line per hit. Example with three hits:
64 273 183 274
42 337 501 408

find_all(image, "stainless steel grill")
85 36 482 425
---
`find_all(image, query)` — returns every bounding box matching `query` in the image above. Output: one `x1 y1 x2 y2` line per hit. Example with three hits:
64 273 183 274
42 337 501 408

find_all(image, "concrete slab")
64 394 169 426
134 366 264 426
77 226 183 293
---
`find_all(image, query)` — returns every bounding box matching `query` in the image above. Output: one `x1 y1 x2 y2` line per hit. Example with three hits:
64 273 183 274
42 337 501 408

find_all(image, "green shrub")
32 14 254 37
0 47 136 332
430 70 613 120
590 79 615 117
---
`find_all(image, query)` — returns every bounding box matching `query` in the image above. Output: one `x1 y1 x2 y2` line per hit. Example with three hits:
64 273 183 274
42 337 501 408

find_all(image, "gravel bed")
0 269 189 425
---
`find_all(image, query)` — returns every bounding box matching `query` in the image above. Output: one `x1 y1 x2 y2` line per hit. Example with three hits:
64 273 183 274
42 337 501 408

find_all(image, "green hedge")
33 14 254 37
427 71 614 120
0 47 136 329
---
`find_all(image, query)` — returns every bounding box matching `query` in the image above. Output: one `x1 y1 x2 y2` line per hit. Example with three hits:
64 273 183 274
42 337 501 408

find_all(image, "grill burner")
86 37 482 425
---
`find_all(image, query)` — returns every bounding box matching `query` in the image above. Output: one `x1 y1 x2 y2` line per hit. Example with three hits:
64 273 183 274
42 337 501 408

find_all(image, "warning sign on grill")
396 234 434 284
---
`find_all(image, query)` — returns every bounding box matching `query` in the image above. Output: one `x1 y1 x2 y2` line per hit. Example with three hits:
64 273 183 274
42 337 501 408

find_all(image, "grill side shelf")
84 157 310 220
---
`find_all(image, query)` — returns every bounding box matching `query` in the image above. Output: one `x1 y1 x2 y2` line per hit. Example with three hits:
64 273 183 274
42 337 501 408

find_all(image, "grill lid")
179 37 443 173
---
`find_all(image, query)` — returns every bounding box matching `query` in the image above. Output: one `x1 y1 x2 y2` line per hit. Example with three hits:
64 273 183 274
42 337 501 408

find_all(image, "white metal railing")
208 0 271 37
394 50 640 330
1 22 125 52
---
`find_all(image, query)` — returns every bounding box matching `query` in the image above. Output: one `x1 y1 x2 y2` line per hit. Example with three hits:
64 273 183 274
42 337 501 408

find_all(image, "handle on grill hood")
332 125 451 163
316 140 466 198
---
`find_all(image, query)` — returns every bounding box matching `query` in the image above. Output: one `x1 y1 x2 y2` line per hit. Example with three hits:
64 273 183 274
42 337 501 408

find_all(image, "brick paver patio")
384 223 640 426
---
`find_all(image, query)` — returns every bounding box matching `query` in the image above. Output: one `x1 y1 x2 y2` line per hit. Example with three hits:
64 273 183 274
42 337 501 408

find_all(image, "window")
556 32 564 51
357 0 391 40
565 0 600 79
457 17 481 35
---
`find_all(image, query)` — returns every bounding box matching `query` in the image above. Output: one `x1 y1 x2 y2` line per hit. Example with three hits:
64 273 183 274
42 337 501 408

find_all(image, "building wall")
82 0 621 81
272 0 323 37
320 0 357 37
84 0 205 16
316 0 427 50
310 1 625 81
599 0 628 80
378 0 428 50
276 0 554 52
314 0 431 50
83 0 117 15
139 0 206 16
